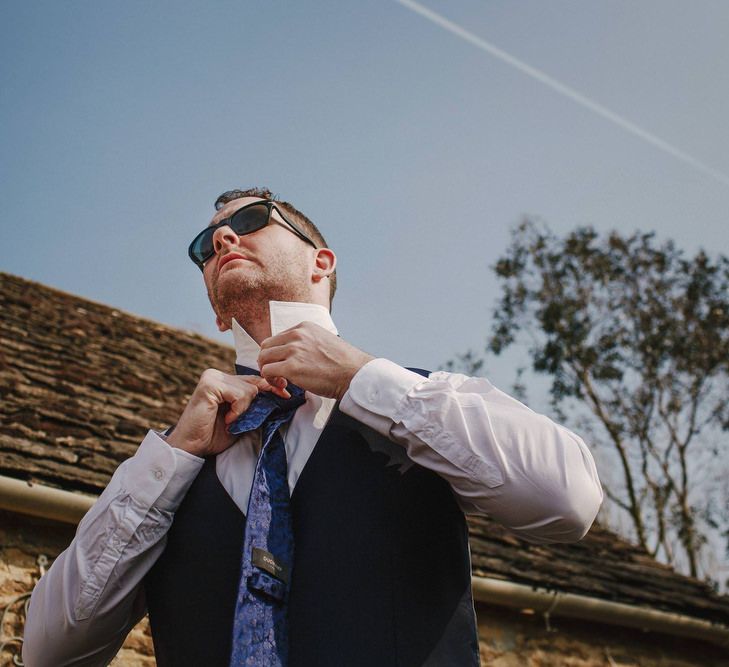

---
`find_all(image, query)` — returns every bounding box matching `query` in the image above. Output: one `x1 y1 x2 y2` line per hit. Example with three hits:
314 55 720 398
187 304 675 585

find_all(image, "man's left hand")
258 322 375 400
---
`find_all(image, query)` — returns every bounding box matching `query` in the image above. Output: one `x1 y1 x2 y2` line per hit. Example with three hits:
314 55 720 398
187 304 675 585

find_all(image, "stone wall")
476 605 729 667
0 511 153 666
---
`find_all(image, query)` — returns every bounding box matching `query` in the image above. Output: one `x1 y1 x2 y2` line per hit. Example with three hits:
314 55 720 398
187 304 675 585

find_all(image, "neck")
221 293 331 345
239 318 271 345
223 299 272 344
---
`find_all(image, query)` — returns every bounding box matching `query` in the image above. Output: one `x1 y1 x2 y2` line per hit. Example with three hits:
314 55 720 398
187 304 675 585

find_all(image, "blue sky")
3 0 729 399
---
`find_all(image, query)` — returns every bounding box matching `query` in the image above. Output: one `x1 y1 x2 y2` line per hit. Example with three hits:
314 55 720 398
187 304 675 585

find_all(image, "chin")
212 271 311 320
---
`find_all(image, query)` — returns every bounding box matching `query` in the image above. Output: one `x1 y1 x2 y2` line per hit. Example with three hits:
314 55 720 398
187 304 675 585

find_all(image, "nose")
212 224 240 254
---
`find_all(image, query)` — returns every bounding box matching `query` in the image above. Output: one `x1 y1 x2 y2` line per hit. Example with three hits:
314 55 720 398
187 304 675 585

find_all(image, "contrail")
396 0 729 188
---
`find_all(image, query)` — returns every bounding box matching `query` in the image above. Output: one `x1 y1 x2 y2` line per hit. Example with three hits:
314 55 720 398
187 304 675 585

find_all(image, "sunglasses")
188 200 318 270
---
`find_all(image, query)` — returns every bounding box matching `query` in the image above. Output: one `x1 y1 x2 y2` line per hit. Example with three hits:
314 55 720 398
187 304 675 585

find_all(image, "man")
23 188 603 666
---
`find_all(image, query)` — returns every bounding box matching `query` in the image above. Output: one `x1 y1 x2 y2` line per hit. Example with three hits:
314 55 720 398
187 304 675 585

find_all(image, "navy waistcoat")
145 383 480 667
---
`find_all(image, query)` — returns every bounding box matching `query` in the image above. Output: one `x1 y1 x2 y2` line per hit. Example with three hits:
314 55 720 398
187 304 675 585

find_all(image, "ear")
312 248 336 283
216 314 231 332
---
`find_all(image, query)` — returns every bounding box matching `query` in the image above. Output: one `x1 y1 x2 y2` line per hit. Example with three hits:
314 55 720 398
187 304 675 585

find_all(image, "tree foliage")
486 219 729 581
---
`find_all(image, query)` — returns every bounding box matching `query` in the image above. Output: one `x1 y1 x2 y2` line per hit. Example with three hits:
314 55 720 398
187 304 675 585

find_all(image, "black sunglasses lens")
229 203 270 237
190 230 213 266
190 203 271 267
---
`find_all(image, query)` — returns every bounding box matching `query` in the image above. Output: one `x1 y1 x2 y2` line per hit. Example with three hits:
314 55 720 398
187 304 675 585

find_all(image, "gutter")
471 575 729 649
2 474 728 649
0 474 95 525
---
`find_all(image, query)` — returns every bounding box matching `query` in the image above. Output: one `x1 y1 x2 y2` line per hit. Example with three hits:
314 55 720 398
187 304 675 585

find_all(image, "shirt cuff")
340 358 429 434
122 430 205 512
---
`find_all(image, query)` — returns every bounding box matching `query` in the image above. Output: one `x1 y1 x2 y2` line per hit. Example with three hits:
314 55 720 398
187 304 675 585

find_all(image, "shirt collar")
232 300 338 370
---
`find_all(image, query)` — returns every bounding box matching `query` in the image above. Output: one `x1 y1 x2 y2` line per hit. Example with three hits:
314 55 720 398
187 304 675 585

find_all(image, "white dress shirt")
23 301 603 667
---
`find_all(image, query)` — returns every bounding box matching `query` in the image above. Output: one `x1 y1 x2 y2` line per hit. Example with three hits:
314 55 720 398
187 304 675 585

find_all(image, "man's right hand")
166 369 289 457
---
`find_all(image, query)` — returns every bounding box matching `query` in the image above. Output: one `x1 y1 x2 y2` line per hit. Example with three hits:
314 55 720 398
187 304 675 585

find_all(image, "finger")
260 360 293 382
219 374 279 400
212 375 262 406
225 393 257 425
206 368 291 402
259 325 306 349
201 370 268 395
233 371 290 398
270 378 291 399
223 371 290 401
258 343 291 367
237 374 276 391
270 376 288 389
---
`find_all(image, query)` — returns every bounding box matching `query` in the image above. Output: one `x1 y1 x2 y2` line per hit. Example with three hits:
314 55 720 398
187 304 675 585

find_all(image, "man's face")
202 196 316 331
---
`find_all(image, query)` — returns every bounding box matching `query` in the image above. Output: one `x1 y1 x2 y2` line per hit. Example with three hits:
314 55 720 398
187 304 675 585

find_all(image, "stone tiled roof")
1 271 728 626
0 272 231 494
467 514 728 625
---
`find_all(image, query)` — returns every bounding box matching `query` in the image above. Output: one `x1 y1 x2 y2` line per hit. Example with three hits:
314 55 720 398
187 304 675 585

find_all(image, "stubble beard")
208 256 312 331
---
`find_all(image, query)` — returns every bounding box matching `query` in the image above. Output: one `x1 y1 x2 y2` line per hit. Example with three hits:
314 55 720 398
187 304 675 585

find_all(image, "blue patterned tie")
228 365 306 667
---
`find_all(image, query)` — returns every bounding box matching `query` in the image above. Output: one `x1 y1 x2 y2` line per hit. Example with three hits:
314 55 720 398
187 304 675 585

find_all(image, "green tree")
479 219 729 581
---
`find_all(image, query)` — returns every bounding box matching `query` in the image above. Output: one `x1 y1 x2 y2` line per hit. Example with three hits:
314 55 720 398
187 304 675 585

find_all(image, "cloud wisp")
396 0 729 188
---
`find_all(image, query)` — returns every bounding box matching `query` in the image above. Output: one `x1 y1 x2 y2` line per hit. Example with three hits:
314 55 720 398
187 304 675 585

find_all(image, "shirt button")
368 390 379 402
153 468 164 481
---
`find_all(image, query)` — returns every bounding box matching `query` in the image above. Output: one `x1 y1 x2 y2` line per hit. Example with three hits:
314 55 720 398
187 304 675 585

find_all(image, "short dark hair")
214 187 337 303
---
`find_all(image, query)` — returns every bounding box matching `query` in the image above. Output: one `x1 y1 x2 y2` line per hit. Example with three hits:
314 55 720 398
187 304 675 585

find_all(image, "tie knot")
228 365 306 436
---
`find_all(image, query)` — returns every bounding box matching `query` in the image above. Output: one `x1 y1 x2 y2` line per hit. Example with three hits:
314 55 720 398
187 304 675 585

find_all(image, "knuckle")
199 368 219 384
